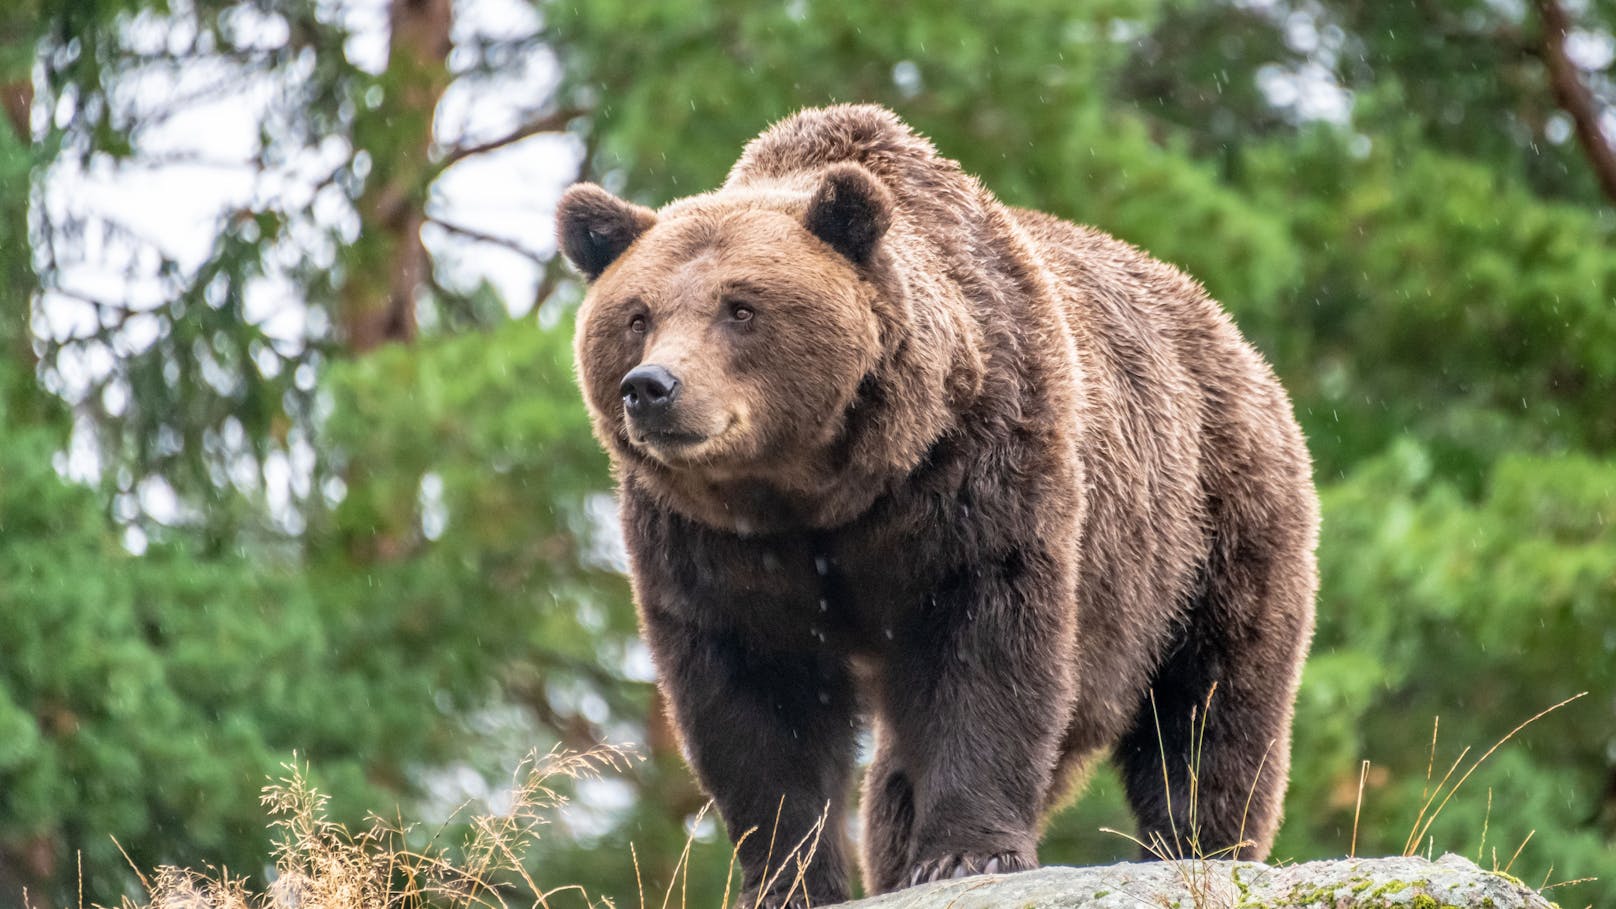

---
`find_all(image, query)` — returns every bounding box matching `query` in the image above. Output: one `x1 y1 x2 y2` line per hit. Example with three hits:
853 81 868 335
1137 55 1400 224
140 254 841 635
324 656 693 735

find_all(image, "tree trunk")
1534 0 1616 207
1 71 45 424
331 0 451 566
340 0 453 353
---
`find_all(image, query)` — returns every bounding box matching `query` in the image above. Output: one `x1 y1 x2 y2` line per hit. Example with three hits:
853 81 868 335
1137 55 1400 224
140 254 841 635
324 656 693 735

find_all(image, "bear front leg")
859 723 917 893
642 604 858 909
877 548 1076 889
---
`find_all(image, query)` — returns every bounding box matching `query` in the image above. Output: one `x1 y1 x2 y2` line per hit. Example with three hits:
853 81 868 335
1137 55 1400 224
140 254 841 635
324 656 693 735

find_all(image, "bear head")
559 163 910 531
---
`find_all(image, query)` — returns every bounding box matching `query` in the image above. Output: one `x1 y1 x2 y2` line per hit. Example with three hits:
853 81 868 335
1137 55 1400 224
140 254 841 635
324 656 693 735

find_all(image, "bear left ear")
804 163 893 265
556 183 658 281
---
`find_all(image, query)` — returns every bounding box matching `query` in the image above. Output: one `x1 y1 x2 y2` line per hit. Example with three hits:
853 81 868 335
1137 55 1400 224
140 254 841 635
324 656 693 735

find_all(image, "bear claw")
907 851 1034 887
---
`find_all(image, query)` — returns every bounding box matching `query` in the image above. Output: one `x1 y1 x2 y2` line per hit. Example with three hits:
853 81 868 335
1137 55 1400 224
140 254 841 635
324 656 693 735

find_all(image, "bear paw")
906 850 1035 886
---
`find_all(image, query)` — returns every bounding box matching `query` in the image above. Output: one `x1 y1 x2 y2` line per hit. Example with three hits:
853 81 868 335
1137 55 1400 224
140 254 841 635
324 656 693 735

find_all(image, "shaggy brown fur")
557 105 1318 907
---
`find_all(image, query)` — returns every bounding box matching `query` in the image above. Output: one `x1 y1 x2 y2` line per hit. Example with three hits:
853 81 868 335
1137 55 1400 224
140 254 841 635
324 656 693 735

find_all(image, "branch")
438 106 585 168
1533 0 1616 206
425 214 550 267
531 254 569 310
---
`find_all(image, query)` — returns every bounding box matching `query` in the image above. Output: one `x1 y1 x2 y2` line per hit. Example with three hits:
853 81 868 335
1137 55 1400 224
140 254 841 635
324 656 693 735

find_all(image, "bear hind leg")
1113 529 1315 862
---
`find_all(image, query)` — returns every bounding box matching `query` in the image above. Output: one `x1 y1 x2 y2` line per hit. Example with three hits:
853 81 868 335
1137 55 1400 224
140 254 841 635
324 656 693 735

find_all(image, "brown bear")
557 105 1317 907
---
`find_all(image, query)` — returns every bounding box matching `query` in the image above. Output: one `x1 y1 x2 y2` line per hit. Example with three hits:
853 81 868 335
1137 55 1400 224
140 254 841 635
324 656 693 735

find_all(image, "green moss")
1406 889 1464 909
1367 878 1412 898
1230 866 1256 908
1272 876 1436 909
1489 869 1527 888
1279 881 1340 906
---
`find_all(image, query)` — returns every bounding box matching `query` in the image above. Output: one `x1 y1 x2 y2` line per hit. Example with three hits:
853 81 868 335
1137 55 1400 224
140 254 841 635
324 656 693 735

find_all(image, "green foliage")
1329 0 1616 203
1243 129 1616 482
0 411 387 898
0 315 642 903
1 0 1613 907
316 317 632 713
1283 443 1615 878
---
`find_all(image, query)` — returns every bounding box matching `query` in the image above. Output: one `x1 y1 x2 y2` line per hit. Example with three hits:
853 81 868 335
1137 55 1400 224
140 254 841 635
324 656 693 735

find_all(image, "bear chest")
693 520 958 655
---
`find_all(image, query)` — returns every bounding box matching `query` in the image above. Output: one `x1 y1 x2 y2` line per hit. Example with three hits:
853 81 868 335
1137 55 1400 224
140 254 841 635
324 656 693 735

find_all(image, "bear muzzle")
620 363 710 451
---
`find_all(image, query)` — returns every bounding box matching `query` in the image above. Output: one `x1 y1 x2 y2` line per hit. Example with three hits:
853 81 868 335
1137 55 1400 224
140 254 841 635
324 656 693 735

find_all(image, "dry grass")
1399 692 1585 858
102 746 638 909
84 690 1597 909
1097 684 1268 909
93 744 831 909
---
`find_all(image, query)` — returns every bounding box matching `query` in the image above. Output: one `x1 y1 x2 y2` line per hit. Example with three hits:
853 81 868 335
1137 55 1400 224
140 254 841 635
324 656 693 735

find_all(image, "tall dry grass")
74 691 1596 909
100 746 638 909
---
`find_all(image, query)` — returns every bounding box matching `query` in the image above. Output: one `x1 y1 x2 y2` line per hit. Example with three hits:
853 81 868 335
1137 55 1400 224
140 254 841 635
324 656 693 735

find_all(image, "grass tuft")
107 745 638 909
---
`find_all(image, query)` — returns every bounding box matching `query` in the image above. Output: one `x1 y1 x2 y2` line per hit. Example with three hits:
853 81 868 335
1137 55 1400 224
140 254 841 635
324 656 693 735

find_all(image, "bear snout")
622 363 733 455
620 363 682 430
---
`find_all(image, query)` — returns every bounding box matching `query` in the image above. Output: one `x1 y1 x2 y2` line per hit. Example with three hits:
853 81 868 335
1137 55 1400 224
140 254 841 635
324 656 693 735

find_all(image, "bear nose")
620 364 681 425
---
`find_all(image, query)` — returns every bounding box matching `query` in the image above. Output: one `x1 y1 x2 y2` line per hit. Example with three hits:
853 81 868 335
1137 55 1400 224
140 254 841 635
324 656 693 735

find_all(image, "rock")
837 854 1554 908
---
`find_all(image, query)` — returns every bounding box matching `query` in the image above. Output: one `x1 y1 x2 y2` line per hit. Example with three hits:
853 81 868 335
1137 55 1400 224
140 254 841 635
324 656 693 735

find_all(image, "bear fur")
557 105 1318 906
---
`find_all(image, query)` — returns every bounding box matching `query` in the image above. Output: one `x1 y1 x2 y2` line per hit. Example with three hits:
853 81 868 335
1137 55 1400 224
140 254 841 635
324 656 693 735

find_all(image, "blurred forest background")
0 0 1612 906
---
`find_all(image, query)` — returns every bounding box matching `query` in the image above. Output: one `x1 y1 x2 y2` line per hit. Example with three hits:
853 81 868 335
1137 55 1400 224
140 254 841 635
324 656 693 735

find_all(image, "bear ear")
803 163 893 265
555 183 658 281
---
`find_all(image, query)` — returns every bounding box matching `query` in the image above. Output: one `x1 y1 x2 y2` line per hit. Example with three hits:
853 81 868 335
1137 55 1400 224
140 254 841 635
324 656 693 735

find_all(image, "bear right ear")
804 163 894 265
555 183 657 281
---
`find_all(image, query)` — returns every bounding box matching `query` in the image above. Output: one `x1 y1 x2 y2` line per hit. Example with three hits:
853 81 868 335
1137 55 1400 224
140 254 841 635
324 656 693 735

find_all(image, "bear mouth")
637 428 710 449
630 413 741 464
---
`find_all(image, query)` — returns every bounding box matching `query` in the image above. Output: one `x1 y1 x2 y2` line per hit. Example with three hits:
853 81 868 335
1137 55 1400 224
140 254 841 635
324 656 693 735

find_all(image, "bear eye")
728 303 754 323
629 314 648 334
